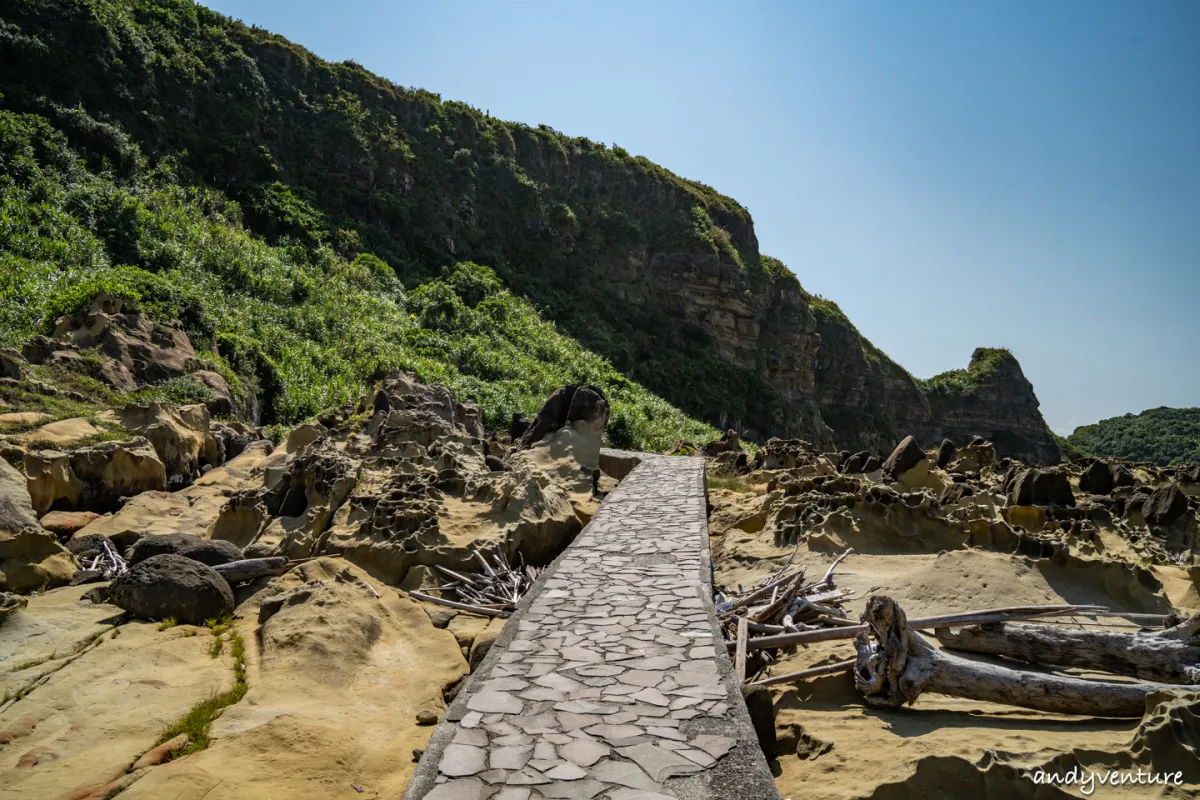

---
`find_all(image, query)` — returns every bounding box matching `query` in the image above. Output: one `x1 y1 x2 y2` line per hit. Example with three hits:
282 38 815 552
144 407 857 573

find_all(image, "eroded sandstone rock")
0 458 75 593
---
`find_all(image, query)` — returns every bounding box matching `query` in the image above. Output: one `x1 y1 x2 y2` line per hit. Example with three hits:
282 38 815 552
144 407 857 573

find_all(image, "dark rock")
1180 465 1200 485
940 483 976 504
179 539 244 567
509 413 532 441
883 436 925 477
511 384 610 451
740 684 777 758
1009 468 1075 507
0 348 23 380
127 533 204 565
862 455 883 472
109 554 234 624
703 429 743 458
1079 460 1114 495
1110 464 1136 489
68 569 106 586
935 439 956 469
191 370 235 417
836 451 852 470
484 455 505 472
66 533 117 563
1143 483 1189 526
1124 490 1150 519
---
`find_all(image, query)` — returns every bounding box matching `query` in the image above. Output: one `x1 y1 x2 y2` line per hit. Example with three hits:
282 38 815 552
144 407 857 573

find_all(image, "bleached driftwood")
213 557 287 584
933 615 1200 684
406 590 511 618
854 596 1197 718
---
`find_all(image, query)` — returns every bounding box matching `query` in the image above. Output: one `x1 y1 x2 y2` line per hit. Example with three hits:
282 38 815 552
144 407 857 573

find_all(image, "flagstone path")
403 451 780 800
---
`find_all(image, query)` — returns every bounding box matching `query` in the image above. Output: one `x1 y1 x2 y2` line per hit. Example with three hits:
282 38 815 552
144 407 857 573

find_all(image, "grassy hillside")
0 0 801 434
0 108 714 450
1067 407 1200 466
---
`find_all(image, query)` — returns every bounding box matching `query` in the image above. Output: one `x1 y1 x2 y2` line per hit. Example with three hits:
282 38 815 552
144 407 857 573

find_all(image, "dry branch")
406 591 511 618
854 596 1198 717
213 557 287 584
933 615 1200 684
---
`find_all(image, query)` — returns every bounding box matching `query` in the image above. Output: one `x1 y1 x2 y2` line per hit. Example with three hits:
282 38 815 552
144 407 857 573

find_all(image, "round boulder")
935 439 956 469
1143 483 1189 526
883 436 924 477
108 554 234 625
178 539 244 567
127 533 204 565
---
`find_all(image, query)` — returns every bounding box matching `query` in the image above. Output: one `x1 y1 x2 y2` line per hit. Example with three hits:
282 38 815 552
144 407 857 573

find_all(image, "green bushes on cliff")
0 0 803 436
0 108 714 450
1067 407 1200 466
919 347 1015 395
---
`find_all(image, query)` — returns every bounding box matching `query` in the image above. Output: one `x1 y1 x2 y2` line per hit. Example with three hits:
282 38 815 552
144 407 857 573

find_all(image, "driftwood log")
933 615 1200 684
853 596 1198 718
213 557 287 584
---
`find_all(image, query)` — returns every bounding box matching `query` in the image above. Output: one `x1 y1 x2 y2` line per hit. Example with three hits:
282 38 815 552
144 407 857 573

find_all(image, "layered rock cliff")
0 0 1058 461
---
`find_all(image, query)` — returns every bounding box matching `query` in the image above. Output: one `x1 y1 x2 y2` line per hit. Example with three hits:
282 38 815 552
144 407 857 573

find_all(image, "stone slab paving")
404 452 781 800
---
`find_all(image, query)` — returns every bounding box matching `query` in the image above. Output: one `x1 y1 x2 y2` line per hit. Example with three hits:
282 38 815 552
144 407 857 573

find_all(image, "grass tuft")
156 619 248 756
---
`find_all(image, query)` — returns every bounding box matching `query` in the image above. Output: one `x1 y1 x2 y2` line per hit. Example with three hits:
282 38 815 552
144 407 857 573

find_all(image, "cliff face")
0 0 1056 460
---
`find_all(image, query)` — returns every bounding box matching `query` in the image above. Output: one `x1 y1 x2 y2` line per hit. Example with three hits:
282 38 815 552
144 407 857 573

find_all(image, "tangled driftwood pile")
407 546 542 618
718 549 1200 717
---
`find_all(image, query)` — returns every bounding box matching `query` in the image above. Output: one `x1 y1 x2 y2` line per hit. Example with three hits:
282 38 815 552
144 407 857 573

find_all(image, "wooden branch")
729 604 1111 651
718 568 806 617
735 616 749 684
854 597 1197 718
750 658 856 687
814 547 854 590
933 618 1200 684
213 557 287 584
407 590 511 618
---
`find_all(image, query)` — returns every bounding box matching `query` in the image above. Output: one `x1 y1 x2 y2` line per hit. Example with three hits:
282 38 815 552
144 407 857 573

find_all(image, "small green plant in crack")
156 616 247 756
157 617 178 631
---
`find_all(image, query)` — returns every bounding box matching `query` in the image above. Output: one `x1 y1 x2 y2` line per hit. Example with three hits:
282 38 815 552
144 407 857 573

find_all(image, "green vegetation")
157 617 178 631
1067 407 1200 466
157 616 248 755
919 348 1015 395
0 0 810 440
0 105 712 449
706 473 752 493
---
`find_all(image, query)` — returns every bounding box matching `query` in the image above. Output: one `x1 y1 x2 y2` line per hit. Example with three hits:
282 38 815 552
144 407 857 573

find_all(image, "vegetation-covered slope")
0 0 803 435
0 109 713 449
1067 407 1200 466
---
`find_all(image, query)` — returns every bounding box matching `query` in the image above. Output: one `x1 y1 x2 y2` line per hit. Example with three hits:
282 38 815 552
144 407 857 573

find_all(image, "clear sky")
203 0 1199 434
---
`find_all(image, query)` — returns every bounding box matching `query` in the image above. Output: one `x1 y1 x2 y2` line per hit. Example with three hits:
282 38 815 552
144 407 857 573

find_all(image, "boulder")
190 370 235 416
510 413 533 441
511 384 610 452
1079 460 1114 495
0 458 76 593
127 532 205 565
108 553 234 625
69 437 167 510
883 436 925 477
935 439 956 469
104 403 223 486
1111 464 1136 489
0 347 23 380
24 449 83 516
862 455 883 473
20 418 100 448
39 510 101 540
1143 483 1189 526
703 430 744 458
179 539 243 567
0 411 50 431
52 293 199 385
66 533 118 563
1009 468 1075 507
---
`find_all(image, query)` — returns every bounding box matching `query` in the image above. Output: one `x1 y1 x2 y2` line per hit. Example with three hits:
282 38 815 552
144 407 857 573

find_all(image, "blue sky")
203 0 1199 434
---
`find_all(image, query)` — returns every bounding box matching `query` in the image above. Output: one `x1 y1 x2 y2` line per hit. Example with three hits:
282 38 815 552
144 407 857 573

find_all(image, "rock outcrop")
0 458 75 592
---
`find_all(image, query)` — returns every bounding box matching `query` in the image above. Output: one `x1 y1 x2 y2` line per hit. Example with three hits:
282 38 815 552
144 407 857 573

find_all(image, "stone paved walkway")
404 453 779 800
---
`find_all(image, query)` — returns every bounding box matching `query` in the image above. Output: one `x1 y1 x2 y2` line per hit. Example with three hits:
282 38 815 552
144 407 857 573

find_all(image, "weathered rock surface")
102 402 224 485
0 459 75 593
1144 483 1189 526
51 293 199 386
1008 467 1075 508
109 553 234 624
510 383 610 451
127 532 205 565
882 435 925 477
